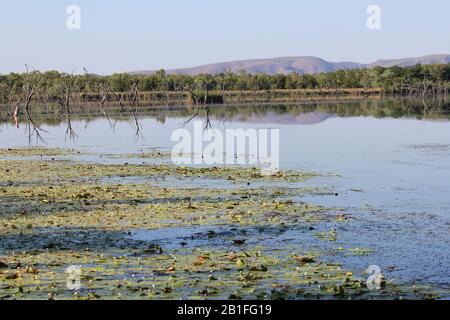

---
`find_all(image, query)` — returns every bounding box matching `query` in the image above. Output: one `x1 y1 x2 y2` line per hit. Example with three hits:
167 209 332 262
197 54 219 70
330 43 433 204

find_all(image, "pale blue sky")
0 0 449 74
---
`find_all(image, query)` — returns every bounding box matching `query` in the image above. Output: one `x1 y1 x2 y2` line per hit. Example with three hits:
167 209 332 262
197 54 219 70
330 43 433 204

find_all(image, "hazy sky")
1 0 449 74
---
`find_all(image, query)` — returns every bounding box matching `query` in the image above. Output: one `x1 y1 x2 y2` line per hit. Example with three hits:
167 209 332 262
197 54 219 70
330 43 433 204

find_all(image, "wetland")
0 98 449 300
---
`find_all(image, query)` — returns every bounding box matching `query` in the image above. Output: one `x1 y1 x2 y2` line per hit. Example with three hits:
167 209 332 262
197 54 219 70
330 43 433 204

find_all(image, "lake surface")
1 98 450 294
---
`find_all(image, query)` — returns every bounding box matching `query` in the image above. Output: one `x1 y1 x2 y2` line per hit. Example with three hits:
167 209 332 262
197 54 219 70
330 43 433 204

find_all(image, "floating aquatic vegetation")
101 150 171 160
0 148 446 300
0 147 81 157
0 158 316 185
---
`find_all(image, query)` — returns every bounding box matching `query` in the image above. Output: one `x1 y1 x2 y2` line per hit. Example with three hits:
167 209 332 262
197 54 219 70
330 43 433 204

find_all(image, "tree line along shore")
1 63 449 109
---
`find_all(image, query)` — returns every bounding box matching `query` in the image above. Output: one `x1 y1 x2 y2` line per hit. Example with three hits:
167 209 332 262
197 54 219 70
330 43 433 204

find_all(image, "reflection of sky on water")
1 114 450 218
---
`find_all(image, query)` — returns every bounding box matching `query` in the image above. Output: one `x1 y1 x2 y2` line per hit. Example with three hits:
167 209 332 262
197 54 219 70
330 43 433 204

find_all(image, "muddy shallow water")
0 100 449 299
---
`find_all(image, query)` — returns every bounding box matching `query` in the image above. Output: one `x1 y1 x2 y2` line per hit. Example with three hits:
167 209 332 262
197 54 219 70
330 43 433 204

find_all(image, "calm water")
1 100 450 291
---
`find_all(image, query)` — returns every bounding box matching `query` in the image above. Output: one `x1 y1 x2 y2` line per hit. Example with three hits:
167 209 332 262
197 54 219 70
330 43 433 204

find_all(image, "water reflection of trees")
1 97 449 145
1 96 449 127
0 66 152 143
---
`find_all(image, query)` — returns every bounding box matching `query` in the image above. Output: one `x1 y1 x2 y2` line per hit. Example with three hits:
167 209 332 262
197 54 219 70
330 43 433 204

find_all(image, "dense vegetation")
1 63 450 106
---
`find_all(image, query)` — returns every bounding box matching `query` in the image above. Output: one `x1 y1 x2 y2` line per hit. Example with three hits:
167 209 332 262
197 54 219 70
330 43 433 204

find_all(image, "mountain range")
133 54 450 76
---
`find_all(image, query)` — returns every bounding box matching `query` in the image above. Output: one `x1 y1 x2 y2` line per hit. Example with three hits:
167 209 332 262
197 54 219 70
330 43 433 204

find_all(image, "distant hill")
133 54 450 76
369 54 450 68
